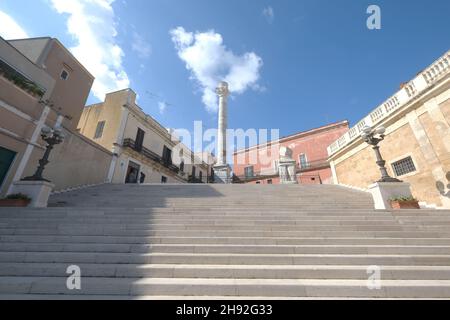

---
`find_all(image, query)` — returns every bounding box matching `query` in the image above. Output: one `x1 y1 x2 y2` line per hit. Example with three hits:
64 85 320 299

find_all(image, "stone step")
2 243 450 255
1 252 450 266
3 235 450 245
1 277 450 298
0 208 395 213
0 224 408 232
2 263 450 280
0 228 446 238
0 218 402 226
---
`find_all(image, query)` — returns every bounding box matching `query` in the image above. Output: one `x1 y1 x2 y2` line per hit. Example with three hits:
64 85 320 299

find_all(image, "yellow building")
328 50 450 208
78 89 212 184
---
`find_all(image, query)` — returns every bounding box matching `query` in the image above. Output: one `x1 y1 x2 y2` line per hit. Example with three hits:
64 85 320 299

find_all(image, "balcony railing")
123 138 180 174
298 159 330 172
234 158 329 183
188 175 205 184
328 50 450 156
0 59 45 98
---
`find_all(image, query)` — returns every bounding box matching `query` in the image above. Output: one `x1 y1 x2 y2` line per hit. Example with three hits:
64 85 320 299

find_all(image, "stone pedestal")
9 180 55 208
213 164 232 184
278 146 298 185
278 160 298 184
369 182 413 210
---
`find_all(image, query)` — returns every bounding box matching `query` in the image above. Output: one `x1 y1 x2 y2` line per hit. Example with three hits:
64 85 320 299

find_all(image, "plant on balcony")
0 63 45 98
389 196 420 210
0 193 31 207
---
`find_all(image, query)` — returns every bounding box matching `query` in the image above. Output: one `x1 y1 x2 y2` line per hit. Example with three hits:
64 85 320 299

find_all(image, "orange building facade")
232 121 349 184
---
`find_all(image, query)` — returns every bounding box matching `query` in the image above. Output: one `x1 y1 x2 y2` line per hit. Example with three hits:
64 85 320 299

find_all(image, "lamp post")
360 126 402 183
22 125 65 182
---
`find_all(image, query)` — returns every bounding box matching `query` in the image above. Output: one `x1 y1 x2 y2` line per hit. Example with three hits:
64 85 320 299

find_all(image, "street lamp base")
378 177 403 183
21 176 51 183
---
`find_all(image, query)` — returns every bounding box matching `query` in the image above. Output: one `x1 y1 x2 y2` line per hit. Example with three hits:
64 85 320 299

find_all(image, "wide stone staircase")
1 184 450 299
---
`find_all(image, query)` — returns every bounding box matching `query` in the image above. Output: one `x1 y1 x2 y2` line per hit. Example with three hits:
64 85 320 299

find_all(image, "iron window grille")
391 156 417 177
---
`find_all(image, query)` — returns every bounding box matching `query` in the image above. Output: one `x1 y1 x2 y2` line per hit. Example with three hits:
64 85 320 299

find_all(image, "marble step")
3 235 450 245
0 224 409 232
1 252 450 266
0 228 446 238
2 263 450 280
1 277 450 298
2 243 450 255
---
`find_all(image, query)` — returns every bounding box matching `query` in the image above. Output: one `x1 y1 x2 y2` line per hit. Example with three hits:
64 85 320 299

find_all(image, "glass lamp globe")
375 126 386 135
362 126 373 134
41 126 52 137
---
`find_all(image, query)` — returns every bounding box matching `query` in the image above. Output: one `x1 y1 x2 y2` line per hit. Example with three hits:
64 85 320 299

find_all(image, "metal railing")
297 159 330 172
328 50 450 156
188 175 205 184
123 138 180 174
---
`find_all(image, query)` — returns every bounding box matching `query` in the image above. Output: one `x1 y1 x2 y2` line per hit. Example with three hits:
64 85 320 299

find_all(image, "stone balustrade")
328 50 450 156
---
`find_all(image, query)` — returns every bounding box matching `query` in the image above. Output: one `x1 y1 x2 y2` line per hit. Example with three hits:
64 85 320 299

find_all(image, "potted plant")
389 196 420 210
0 193 32 207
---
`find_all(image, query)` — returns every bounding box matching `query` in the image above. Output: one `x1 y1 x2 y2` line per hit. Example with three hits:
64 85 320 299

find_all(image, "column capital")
216 81 229 98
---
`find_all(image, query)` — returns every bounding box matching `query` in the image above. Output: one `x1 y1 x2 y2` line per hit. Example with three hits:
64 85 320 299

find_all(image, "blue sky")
1 0 449 149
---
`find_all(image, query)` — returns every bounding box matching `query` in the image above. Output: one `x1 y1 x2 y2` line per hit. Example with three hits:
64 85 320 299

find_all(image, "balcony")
188 175 205 184
0 59 45 98
123 138 180 174
297 159 330 173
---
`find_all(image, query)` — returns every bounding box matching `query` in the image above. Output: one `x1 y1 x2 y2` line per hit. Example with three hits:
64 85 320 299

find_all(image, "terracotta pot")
0 199 31 207
390 200 420 210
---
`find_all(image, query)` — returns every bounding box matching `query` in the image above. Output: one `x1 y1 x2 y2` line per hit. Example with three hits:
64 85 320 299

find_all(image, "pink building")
232 121 349 184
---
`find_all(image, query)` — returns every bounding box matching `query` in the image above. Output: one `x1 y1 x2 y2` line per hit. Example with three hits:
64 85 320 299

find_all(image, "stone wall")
22 128 113 192
332 87 450 208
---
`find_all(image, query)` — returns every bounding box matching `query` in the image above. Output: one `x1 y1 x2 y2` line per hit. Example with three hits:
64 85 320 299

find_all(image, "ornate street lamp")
22 125 65 182
360 125 402 183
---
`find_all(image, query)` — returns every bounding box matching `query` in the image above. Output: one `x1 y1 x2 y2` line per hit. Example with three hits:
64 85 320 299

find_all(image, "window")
135 128 145 152
60 69 69 80
139 172 146 184
162 146 172 165
94 121 106 139
267 179 273 184
244 166 254 178
299 154 309 169
392 156 417 177
161 176 167 184
180 161 185 173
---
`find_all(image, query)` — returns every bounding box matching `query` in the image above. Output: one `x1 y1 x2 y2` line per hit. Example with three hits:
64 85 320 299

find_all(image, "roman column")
216 81 229 165
213 81 232 183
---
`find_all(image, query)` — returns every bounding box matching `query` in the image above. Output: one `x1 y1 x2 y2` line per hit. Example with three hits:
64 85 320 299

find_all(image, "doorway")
125 161 140 184
0 146 16 190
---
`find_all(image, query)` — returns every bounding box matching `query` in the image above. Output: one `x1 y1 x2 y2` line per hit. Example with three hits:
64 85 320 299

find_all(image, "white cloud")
158 101 167 114
262 6 275 24
170 27 263 113
50 0 130 101
0 10 29 39
132 32 151 58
